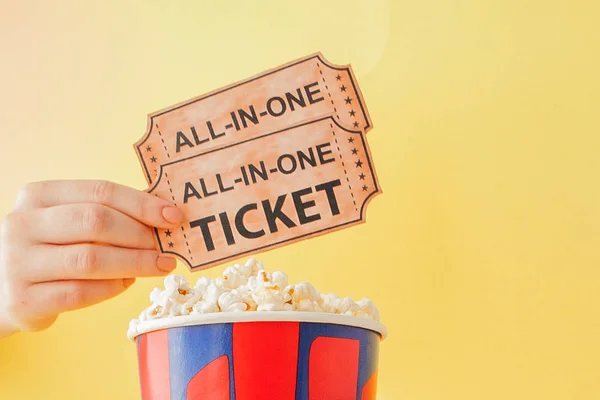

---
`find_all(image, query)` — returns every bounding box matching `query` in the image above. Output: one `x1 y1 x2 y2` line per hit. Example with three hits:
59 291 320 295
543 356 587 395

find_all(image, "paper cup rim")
128 312 387 341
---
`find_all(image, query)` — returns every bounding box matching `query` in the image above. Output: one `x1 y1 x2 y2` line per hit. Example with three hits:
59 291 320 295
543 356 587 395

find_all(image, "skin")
0 180 184 338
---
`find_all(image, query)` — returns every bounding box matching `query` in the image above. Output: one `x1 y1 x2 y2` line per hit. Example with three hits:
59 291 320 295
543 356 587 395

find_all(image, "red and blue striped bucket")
132 312 387 400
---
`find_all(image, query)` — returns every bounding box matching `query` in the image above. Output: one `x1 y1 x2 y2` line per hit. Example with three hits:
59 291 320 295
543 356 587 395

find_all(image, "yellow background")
1 0 599 399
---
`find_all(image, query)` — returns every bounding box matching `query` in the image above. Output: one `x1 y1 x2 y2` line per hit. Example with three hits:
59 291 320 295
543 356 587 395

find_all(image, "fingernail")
157 256 177 272
162 206 184 224
124 278 136 288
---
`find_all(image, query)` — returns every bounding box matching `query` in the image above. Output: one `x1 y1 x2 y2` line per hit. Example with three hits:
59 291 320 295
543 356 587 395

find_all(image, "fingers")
14 180 183 229
23 278 136 319
22 244 177 282
2 180 183 334
26 203 157 249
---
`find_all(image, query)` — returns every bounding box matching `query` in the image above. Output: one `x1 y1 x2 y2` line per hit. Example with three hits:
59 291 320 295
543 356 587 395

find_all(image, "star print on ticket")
134 53 382 271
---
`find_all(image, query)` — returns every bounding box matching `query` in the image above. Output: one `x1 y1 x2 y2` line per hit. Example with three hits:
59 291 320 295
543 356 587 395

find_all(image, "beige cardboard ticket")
148 116 380 270
134 53 372 184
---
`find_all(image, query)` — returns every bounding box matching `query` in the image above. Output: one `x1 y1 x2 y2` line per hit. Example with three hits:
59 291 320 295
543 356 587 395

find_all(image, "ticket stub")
134 53 372 184
147 116 380 270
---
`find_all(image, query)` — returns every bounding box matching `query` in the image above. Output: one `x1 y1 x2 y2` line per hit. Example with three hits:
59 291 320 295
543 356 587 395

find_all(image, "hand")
0 180 184 338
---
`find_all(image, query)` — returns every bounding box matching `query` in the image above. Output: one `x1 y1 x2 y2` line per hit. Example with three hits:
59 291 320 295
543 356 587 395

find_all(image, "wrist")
0 325 17 339
0 308 18 339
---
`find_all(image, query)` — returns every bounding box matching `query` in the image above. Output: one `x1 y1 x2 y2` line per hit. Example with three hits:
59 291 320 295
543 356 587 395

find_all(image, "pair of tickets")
133 53 381 271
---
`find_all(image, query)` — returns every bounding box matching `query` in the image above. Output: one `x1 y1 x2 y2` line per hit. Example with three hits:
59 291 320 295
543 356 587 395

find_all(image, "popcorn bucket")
132 312 387 400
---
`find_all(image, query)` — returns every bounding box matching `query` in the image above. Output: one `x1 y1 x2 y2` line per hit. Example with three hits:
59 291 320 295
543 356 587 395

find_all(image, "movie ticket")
134 53 372 185
147 116 380 270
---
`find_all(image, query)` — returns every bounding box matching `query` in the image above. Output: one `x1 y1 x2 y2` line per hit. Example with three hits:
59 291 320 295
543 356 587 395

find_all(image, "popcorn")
252 288 293 311
222 265 249 289
256 269 274 289
245 257 264 275
354 298 380 321
192 300 219 314
295 298 322 312
320 293 340 314
194 277 211 293
149 287 163 303
130 259 380 329
205 282 224 305
235 284 258 311
342 303 359 316
271 271 288 290
181 291 202 315
129 318 141 333
287 282 321 303
218 291 248 312
335 297 356 314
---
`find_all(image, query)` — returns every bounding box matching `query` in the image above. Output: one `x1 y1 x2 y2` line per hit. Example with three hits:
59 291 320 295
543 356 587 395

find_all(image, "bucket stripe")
233 322 300 400
138 329 171 399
